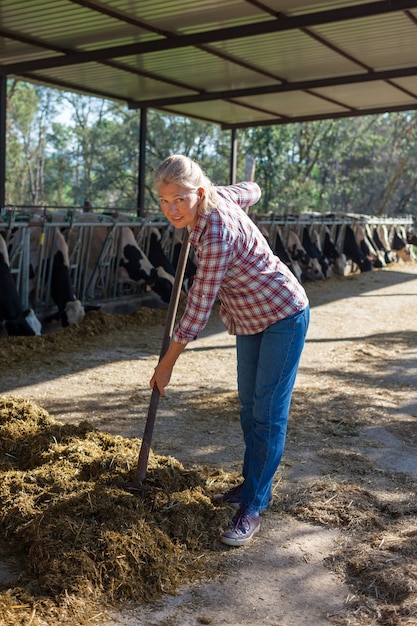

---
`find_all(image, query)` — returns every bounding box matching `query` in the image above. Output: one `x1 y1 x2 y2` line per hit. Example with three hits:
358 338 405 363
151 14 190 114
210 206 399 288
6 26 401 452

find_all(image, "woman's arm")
217 182 261 211
149 339 187 396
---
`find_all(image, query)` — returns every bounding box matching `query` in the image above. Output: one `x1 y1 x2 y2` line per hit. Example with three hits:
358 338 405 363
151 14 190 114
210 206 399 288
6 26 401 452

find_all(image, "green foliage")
145 112 231 209
4 81 417 217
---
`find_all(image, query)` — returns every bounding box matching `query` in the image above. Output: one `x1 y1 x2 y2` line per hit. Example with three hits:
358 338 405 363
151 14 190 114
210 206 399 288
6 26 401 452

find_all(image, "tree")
4 81 417 217
6 82 63 205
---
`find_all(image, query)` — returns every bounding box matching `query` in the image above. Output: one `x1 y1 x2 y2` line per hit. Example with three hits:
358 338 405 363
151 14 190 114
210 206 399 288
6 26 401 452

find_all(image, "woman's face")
157 182 203 230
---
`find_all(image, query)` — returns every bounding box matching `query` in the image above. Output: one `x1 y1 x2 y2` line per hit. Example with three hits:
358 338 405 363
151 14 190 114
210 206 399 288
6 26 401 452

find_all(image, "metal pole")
0 76 7 210
230 128 238 184
137 107 147 217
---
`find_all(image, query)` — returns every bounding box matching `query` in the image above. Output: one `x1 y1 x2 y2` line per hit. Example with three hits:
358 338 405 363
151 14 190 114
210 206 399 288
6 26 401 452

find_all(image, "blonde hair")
154 154 218 214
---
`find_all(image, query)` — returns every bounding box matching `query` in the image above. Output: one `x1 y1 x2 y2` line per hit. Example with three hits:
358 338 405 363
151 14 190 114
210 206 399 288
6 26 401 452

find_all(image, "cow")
28 219 85 327
147 226 176 277
372 225 396 265
391 227 416 263
0 233 42 336
146 224 197 293
269 225 302 283
287 230 324 281
321 226 348 276
67 214 174 304
355 224 385 268
302 226 330 278
342 224 373 272
407 230 417 247
4 209 85 327
118 225 174 302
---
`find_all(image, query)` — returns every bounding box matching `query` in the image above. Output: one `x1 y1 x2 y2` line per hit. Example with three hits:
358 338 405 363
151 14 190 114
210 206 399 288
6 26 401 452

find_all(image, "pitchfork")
120 228 190 501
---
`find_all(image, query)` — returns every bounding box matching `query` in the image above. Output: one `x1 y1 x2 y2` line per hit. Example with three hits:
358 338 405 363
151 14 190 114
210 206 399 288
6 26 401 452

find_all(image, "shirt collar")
188 211 209 247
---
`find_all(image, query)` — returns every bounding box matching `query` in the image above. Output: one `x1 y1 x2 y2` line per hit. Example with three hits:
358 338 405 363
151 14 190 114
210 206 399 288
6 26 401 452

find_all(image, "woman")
150 155 310 547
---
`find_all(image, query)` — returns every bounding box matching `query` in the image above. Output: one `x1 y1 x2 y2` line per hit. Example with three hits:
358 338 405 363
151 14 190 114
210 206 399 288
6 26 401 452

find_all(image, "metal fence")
256 214 414 254
0 209 415 319
1 215 177 316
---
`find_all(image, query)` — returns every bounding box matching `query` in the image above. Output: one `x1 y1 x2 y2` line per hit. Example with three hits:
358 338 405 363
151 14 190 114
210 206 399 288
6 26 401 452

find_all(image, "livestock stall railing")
0 210 415 321
256 214 414 253
255 214 414 232
0 215 179 318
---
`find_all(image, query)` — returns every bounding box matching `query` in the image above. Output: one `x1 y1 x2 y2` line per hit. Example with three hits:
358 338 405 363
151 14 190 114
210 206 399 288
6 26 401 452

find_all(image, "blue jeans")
236 306 310 515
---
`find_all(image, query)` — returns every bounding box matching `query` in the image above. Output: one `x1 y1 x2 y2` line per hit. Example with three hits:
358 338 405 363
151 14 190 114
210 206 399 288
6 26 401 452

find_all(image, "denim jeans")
236 306 310 515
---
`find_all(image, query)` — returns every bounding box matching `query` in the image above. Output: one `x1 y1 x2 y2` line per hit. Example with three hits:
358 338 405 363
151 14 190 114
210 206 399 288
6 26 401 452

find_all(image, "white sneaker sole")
220 522 260 547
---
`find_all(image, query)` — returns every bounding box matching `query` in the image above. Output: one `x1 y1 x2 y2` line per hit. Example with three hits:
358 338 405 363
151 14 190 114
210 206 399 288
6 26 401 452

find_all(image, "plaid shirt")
173 182 309 343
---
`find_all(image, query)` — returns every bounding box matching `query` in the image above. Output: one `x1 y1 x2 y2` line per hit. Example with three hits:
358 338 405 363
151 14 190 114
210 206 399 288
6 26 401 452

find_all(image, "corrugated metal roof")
1 0 417 128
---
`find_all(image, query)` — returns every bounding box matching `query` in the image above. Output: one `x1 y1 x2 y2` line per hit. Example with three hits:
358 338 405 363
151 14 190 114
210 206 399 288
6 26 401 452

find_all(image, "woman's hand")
150 359 173 396
149 340 186 396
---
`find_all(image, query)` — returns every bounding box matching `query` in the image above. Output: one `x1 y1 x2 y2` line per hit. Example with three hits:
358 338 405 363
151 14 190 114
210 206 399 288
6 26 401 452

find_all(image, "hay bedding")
0 396 233 626
0 308 169 367
2 392 417 626
279 476 417 625
1 265 417 625
2 392 416 626
283 374 417 624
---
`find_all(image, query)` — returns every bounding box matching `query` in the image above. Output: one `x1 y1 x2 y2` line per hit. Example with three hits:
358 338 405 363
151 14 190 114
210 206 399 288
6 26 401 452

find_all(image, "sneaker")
220 509 261 547
212 483 243 507
212 484 274 509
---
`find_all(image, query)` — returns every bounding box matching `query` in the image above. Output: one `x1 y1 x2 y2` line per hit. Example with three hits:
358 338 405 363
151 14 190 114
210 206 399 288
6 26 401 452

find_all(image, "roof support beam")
222 102 417 129
1 0 415 75
130 66 417 110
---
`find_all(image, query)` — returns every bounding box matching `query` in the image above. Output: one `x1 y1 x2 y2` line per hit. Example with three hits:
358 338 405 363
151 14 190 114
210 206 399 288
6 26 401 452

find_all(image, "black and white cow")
407 230 417 247
269 225 302 283
342 224 373 272
391 227 416 263
118 226 174 302
372 225 396 265
147 227 176 277
302 226 330 278
28 219 85 327
0 233 42 336
287 230 324 281
147 224 197 293
321 226 348 276
355 224 385 268
70 214 174 304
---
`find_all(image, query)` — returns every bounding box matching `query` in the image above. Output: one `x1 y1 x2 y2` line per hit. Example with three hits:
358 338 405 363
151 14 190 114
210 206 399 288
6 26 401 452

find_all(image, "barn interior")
1 3 417 625
2 1 417 207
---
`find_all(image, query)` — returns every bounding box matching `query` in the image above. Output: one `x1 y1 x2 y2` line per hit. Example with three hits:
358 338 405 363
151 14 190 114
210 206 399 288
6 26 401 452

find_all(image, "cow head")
119 239 174 304
51 248 86 326
4 309 42 337
148 267 174 304
65 299 85 326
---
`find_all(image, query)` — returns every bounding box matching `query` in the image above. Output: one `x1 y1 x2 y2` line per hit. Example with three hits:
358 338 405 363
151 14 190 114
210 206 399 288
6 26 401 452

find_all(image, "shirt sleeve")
173 234 234 344
216 182 261 210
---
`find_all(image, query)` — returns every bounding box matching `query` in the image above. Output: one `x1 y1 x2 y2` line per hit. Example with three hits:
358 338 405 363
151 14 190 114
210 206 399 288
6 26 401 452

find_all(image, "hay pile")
0 396 232 626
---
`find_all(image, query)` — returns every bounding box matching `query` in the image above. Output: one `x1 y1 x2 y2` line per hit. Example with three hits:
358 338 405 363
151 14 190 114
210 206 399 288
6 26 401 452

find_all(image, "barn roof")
1 1 417 129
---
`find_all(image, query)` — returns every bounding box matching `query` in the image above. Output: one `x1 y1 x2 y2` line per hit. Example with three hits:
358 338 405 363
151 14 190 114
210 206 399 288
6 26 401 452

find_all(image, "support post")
0 76 7 210
137 107 147 217
230 128 238 184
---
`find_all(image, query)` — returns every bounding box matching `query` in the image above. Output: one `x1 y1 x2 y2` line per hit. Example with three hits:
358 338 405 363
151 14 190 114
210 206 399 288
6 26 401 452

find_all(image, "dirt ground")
1 261 417 625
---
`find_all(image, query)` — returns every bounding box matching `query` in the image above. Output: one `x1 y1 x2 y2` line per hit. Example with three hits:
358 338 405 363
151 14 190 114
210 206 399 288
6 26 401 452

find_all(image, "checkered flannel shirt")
173 182 309 343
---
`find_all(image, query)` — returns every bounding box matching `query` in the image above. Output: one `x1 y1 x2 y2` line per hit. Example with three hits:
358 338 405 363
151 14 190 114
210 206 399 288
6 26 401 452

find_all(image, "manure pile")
0 396 233 626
